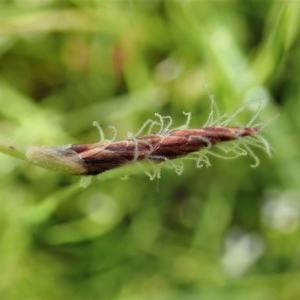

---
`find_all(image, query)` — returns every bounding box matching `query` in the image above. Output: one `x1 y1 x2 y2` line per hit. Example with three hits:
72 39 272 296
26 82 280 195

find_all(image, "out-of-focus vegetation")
0 1 300 299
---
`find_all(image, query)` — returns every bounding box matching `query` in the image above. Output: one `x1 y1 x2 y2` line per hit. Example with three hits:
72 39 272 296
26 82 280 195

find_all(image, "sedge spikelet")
25 101 272 176
68 126 260 175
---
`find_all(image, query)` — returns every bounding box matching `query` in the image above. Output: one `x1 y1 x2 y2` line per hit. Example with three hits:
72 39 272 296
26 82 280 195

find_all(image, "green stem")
0 135 87 174
0 134 29 160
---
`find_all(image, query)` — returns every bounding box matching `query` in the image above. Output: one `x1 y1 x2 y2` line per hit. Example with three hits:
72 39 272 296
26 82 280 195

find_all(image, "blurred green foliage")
0 1 300 299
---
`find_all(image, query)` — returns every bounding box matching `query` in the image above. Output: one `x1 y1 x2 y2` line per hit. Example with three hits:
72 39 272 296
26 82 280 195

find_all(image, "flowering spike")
23 106 270 176
55 125 260 175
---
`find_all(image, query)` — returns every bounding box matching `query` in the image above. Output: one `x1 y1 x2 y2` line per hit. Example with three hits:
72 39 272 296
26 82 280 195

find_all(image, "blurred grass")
1 1 300 299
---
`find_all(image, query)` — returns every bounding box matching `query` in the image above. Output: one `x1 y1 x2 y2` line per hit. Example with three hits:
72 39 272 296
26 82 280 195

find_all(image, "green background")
0 1 300 299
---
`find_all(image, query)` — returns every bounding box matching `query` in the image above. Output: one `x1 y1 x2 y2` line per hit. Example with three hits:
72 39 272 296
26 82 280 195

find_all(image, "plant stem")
0 134 29 160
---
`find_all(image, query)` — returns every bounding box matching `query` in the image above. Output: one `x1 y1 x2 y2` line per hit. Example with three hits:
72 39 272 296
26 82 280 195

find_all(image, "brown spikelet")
69 126 260 175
